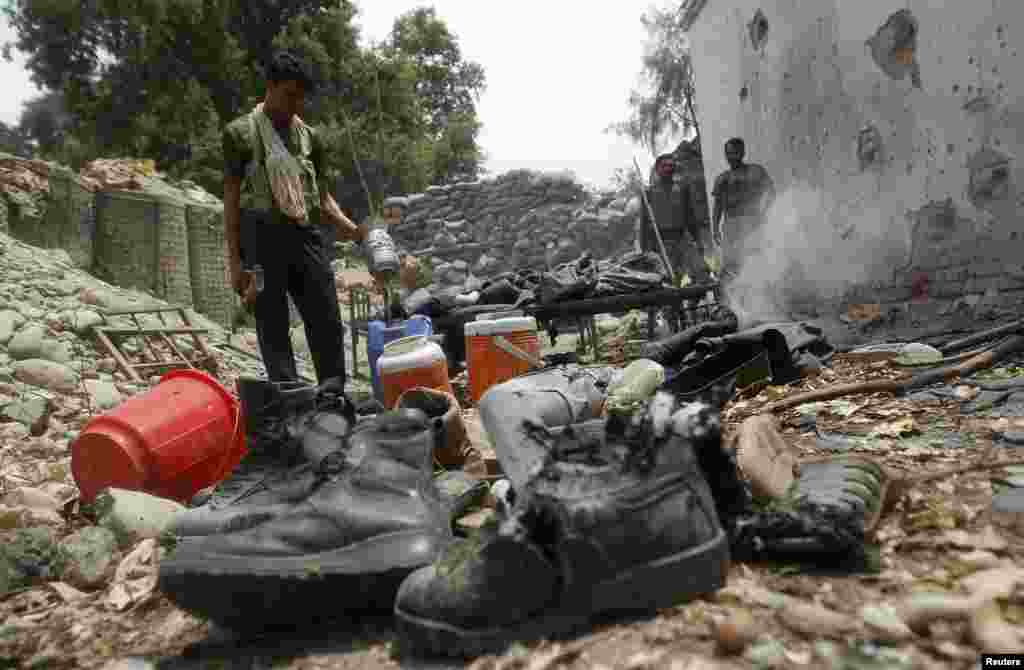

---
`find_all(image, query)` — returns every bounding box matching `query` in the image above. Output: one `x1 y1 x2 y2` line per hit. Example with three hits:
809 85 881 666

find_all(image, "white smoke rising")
723 185 906 328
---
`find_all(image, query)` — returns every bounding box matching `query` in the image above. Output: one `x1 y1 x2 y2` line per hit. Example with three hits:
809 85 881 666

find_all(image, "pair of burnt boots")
159 372 875 658
158 374 736 655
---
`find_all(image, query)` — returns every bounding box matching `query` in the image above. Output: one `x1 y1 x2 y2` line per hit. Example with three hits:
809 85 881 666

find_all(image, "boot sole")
159 530 448 631
394 526 730 658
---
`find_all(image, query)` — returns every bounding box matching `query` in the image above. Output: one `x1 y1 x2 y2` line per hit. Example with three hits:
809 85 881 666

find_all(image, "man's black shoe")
393 396 730 657
158 409 453 631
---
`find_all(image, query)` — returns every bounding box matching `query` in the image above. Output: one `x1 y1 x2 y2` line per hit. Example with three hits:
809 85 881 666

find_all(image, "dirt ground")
3 317 1023 670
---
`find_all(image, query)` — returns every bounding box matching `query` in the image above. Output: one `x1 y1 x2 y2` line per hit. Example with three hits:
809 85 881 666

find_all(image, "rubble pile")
387 170 641 291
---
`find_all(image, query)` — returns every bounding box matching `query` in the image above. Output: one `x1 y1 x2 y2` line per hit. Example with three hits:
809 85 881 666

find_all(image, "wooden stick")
94 329 144 384
882 457 1024 518
633 156 677 285
766 334 1024 413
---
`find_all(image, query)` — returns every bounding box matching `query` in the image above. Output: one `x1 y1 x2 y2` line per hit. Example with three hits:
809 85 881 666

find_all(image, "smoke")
723 184 906 328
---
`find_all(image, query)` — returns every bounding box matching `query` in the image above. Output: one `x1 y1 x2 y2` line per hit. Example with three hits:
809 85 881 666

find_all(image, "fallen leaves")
968 600 1023 653
106 539 158 612
941 526 1009 553
872 417 919 439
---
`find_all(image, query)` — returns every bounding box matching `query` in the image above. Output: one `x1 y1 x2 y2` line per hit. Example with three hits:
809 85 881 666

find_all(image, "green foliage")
608 2 701 156
386 7 486 136
2 0 487 209
0 121 32 156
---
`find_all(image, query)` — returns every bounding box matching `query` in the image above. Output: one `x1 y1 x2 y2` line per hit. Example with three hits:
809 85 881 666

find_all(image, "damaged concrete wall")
687 0 1024 316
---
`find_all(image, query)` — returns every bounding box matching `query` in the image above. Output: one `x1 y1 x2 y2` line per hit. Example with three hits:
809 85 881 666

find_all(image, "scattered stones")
389 172 640 289
65 309 104 335
2 395 51 434
96 489 187 546
13 358 81 393
7 324 48 360
0 309 25 344
84 379 122 410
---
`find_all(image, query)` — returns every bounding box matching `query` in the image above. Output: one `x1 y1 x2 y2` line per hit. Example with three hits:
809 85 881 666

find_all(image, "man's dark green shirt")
222 114 332 227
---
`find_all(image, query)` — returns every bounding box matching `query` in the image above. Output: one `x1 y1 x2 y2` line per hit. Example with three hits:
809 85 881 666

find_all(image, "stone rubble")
387 170 642 290
0 228 333 596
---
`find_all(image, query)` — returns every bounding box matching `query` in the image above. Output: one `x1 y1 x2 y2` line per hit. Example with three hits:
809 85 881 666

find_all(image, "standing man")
638 153 710 284
222 51 389 386
712 138 775 280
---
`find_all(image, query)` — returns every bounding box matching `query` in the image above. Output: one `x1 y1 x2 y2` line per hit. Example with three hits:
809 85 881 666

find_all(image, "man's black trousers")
240 211 346 385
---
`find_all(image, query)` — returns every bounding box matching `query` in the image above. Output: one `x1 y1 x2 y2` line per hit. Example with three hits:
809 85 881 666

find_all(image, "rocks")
96 489 187 546
59 527 120 589
84 379 122 410
8 325 74 363
0 309 25 344
386 171 641 289
3 486 63 526
65 309 104 335
13 359 81 393
2 395 52 435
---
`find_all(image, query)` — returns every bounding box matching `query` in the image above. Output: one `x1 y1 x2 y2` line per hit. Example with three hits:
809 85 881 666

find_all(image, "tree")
17 90 72 156
607 2 700 157
3 1 488 208
0 121 32 156
386 7 486 135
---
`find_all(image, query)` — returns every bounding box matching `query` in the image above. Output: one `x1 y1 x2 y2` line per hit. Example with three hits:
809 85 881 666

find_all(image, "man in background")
712 137 775 281
638 153 710 285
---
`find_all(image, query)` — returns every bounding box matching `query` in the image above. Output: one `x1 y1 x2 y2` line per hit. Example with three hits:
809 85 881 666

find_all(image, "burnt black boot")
730 456 884 568
205 377 319 502
168 377 353 537
158 408 453 631
393 396 730 657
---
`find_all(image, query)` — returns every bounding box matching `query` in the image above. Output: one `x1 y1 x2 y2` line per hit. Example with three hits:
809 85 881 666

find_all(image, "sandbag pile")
0 154 52 194
79 158 158 191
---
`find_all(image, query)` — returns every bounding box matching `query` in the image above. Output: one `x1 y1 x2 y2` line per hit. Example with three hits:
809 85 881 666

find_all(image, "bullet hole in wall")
857 125 883 170
947 143 955 154
868 9 922 87
967 147 1012 210
749 10 769 50
740 85 749 101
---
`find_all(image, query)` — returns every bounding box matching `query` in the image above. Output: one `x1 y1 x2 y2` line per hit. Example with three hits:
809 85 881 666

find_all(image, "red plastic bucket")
71 369 246 504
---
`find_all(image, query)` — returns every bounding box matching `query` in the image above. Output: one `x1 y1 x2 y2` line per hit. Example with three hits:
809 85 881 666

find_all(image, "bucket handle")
493 335 543 370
